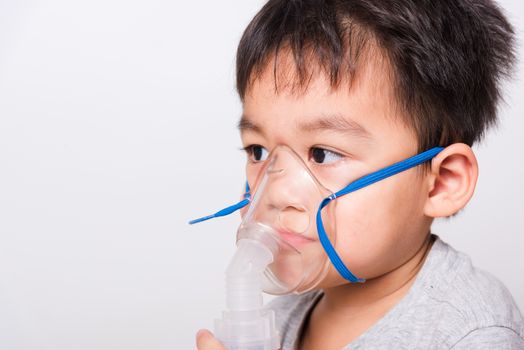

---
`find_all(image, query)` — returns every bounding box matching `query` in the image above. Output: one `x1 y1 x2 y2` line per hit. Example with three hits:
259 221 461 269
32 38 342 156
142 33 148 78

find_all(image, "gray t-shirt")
267 235 524 349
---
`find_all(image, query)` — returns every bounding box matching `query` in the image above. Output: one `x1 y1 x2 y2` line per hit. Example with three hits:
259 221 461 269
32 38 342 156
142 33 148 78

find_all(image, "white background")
0 1 522 349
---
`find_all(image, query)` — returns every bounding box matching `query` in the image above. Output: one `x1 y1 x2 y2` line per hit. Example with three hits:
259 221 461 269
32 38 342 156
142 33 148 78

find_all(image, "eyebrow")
237 115 262 133
238 113 371 139
300 114 372 139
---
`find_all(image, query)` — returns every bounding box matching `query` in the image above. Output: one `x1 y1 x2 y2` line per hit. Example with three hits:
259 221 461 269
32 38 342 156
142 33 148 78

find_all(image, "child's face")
240 55 433 288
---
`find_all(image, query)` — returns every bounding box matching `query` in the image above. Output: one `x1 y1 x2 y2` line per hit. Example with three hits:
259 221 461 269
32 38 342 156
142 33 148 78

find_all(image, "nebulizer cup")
214 146 337 349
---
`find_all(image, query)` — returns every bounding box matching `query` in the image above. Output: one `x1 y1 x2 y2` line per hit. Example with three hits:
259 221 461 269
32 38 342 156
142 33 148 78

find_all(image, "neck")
321 233 435 320
298 235 436 350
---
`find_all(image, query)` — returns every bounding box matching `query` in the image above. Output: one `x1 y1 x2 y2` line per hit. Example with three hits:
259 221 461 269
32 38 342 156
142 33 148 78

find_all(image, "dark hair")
236 0 516 151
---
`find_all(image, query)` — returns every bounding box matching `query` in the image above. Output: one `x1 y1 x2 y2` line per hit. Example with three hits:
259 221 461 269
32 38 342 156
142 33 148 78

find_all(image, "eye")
244 145 269 162
309 147 344 164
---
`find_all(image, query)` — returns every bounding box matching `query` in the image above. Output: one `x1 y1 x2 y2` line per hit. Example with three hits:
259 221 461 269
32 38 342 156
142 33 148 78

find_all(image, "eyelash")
242 144 346 165
242 145 269 163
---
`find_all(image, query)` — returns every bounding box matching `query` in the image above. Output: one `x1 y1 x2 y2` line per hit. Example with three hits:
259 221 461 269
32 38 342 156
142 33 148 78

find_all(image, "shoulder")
451 326 524 349
412 236 524 347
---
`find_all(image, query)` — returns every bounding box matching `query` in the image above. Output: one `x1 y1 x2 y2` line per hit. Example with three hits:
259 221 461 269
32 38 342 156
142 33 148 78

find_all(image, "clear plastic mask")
238 145 336 294
189 145 444 294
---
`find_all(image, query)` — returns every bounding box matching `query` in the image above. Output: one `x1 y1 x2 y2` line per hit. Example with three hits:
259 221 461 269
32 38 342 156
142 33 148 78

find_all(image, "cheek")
239 206 248 219
326 171 428 281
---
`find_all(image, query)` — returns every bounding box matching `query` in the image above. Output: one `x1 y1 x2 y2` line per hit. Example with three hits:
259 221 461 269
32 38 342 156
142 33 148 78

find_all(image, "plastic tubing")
214 237 280 350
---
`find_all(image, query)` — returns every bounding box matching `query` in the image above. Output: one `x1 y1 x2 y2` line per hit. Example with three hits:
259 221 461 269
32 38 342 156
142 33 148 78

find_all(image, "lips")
276 228 316 247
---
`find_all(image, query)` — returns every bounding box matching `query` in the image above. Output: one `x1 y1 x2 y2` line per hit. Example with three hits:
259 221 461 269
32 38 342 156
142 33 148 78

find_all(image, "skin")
196 50 478 349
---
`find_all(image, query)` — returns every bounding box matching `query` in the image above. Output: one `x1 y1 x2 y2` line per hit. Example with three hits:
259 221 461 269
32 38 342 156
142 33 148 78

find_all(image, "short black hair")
236 0 516 151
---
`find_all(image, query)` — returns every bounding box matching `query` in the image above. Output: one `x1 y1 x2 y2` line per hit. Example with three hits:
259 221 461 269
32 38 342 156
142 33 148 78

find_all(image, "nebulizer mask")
189 145 443 349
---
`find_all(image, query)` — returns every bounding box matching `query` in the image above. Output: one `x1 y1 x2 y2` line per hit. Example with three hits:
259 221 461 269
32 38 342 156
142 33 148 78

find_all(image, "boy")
196 0 523 348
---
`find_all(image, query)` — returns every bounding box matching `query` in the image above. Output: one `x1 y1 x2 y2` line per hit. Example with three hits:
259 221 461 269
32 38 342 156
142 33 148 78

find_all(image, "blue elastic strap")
316 147 444 283
188 182 251 225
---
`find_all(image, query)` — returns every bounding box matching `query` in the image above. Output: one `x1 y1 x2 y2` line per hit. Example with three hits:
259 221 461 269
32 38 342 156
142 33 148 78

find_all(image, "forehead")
248 42 391 92
241 48 404 139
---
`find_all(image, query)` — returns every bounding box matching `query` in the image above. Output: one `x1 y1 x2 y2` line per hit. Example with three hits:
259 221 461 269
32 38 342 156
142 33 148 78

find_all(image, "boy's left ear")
423 143 479 217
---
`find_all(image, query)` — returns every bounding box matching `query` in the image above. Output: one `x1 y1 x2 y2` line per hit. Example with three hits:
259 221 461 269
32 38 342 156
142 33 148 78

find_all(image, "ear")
423 143 478 217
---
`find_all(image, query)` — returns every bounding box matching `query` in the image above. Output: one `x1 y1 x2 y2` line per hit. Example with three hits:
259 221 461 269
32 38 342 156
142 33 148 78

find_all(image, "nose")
261 148 320 234
278 204 310 234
